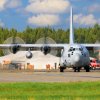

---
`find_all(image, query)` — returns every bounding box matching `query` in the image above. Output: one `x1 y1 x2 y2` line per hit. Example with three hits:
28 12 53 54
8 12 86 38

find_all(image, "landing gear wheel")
74 68 77 72
73 67 80 72
85 66 90 72
60 67 64 72
86 68 90 72
78 67 80 72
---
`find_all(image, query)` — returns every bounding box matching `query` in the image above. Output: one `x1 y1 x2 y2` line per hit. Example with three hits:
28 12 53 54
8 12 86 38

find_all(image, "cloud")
0 0 7 11
88 4 100 13
0 0 22 11
26 0 70 14
28 14 60 26
73 14 99 26
0 20 4 27
26 0 71 26
6 0 22 8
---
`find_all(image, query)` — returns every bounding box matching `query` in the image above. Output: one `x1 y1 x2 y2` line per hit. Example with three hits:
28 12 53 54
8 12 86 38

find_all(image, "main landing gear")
59 65 90 72
84 66 90 72
73 66 90 72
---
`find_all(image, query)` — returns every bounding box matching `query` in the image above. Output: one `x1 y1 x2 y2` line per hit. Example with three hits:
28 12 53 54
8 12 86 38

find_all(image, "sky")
0 0 100 31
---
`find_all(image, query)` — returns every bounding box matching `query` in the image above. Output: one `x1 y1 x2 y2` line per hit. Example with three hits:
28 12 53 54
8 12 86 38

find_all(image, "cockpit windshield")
75 48 83 51
68 47 75 52
79 48 83 51
68 47 83 52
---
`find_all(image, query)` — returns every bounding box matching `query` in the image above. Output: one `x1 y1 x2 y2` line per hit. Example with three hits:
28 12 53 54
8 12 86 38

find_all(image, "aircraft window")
70 49 72 51
68 48 73 52
73 48 75 51
79 48 83 51
68 47 75 52
75 48 83 51
68 54 70 57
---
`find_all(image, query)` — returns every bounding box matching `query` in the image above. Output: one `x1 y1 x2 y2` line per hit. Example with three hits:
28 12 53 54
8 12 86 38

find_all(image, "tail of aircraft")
69 7 74 44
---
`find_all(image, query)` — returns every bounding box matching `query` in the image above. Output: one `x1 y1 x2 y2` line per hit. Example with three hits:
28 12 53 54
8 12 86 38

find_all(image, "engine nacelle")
41 46 51 55
10 45 20 54
26 51 33 59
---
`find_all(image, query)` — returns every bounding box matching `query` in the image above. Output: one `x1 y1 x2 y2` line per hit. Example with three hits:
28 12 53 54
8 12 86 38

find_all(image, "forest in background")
0 24 100 57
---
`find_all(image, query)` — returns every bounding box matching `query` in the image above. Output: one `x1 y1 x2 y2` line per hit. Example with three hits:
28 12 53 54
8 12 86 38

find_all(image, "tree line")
0 24 100 57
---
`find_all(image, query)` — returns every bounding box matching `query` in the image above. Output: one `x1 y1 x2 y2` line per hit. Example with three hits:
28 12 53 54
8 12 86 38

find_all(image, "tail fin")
69 7 74 44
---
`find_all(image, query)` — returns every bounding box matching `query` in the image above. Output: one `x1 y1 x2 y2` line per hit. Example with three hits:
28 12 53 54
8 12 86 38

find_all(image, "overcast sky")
0 0 100 31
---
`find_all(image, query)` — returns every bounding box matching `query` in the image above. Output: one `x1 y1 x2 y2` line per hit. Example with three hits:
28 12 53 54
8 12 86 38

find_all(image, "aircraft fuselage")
60 44 90 69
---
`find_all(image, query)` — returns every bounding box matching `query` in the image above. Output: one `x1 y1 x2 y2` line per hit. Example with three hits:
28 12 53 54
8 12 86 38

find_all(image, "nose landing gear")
59 66 66 72
60 67 64 72
73 67 81 72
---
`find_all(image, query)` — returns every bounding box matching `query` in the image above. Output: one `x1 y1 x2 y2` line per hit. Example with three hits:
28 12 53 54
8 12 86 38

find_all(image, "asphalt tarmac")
0 70 100 82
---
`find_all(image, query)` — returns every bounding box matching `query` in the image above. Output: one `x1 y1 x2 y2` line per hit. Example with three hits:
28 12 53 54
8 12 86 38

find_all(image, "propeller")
3 37 25 55
35 37 57 56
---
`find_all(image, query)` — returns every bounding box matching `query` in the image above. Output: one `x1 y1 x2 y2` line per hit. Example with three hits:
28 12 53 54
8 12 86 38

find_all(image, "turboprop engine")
10 44 20 54
35 37 57 56
3 37 25 55
41 46 51 55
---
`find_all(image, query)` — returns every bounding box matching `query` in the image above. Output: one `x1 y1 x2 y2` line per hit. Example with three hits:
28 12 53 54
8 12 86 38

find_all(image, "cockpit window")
75 48 83 51
79 48 81 51
68 47 83 52
68 47 73 52
79 48 83 51
73 48 75 51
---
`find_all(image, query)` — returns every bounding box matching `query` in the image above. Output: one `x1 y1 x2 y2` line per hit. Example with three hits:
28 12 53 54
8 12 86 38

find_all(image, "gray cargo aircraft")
0 7 100 72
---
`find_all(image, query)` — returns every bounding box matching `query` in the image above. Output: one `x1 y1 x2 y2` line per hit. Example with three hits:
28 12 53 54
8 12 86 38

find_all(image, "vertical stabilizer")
70 7 74 44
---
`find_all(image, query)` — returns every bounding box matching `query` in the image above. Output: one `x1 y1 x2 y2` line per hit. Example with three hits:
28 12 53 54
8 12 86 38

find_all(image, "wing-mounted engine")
41 46 51 55
3 37 25 55
10 44 20 54
35 37 57 56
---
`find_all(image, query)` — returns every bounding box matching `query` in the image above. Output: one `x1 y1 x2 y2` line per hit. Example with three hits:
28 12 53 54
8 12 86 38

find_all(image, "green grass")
0 81 100 100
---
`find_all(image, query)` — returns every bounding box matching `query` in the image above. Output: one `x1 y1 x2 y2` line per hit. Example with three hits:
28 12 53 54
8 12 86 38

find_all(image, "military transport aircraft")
0 7 100 72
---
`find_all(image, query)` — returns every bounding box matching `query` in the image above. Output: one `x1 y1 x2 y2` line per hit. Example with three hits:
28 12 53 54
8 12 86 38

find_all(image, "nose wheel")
73 67 81 72
59 67 65 72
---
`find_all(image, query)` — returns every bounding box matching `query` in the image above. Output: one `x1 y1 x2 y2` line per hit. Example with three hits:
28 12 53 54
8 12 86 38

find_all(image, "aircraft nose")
74 54 81 63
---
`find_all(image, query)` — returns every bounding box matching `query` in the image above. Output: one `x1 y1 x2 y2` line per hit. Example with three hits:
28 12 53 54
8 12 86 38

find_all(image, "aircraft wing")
20 44 65 50
81 44 100 50
0 44 65 50
0 44 14 49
